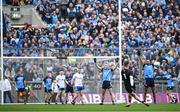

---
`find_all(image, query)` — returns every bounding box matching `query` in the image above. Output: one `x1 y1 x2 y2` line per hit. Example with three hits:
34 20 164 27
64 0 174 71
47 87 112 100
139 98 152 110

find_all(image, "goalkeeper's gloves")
94 58 97 63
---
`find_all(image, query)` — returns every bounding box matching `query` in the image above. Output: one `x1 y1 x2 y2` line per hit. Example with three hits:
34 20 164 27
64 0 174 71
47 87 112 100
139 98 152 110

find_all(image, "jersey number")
123 73 127 79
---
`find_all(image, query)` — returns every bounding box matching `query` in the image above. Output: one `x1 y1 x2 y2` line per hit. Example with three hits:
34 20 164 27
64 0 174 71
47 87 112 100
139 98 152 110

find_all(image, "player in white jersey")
71 68 84 105
56 71 66 104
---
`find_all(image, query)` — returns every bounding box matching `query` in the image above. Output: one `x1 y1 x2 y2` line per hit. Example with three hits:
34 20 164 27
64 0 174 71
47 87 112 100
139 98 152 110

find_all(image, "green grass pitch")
0 104 180 112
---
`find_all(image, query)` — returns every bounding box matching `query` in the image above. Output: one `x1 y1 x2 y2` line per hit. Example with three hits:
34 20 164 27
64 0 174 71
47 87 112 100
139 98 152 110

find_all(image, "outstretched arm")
94 58 102 70
112 58 119 70
137 50 145 65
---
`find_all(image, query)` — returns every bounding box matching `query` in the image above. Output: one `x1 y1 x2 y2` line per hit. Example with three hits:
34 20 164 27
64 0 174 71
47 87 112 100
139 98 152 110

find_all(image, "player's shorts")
58 88 65 91
167 86 174 90
66 85 74 93
75 86 84 91
144 78 155 88
102 81 112 89
17 88 25 92
44 88 52 92
124 83 135 94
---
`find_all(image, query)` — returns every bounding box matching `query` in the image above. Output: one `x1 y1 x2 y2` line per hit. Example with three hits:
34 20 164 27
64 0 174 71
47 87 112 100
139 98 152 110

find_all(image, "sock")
129 99 131 103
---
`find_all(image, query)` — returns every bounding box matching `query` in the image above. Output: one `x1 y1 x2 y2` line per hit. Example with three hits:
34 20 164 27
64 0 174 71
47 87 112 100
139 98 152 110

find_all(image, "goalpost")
119 0 122 104
2 56 122 104
1 0 4 104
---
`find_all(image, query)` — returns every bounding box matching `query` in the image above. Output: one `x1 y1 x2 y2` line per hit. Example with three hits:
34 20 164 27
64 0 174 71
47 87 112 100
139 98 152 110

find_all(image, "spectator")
2 76 13 103
4 63 16 80
12 0 20 6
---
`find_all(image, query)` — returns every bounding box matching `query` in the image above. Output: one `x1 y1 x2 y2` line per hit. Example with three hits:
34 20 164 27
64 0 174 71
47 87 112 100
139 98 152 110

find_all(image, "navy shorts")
66 85 74 93
75 86 84 91
102 81 112 89
44 88 52 92
17 88 25 92
144 78 155 88
59 88 65 91
167 86 174 90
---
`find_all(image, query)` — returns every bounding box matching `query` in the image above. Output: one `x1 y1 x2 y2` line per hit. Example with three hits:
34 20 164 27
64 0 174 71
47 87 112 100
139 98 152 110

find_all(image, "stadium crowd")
3 0 119 56
2 0 180 76
2 0 35 5
121 0 180 78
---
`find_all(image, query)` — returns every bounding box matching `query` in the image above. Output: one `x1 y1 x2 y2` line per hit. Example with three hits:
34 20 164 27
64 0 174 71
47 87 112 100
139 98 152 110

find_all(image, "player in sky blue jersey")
94 58 118 105
138 51 156 104
15 70 26 103
65 71 74 104
43 71 54 104
164 66 177 103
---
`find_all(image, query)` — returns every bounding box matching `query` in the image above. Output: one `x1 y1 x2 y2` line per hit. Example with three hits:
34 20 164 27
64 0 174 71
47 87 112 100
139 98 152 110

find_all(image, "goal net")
2 56 122 104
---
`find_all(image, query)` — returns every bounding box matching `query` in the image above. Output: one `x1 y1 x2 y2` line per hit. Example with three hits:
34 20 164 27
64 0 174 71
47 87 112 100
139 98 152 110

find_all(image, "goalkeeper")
122 59 149 107
94 58 118 105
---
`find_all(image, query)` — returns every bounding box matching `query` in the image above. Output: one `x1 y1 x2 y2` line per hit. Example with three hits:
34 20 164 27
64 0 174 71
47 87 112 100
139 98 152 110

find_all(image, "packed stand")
3 0 119 56
2 0 35 5
121 0 180 80
3 25 119 56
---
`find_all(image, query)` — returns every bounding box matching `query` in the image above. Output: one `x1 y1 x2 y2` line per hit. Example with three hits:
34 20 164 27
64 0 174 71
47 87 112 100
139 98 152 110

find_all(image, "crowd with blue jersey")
121 0 180 67
121 0 179 104
3 0 119 56
2 0 36 5
121 0 180 84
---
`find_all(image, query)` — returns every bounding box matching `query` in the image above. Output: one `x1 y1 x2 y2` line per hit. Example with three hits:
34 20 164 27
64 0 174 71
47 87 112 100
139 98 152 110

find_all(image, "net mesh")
3 57 120 103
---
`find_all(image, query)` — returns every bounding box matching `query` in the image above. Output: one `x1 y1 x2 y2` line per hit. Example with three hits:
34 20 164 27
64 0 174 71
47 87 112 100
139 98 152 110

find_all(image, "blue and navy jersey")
165 73 175 87
66 76 72 85
102 68 113 81
15 75 25 89
43 76 54 90
144 64 154 78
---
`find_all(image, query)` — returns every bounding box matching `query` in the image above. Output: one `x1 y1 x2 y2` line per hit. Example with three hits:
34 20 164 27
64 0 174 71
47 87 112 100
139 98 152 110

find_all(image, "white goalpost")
1 0 4 105
119 0 123 103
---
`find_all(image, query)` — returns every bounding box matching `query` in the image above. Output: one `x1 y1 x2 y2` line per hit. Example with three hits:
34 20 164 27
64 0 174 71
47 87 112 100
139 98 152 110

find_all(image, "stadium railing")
3 47 119 57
